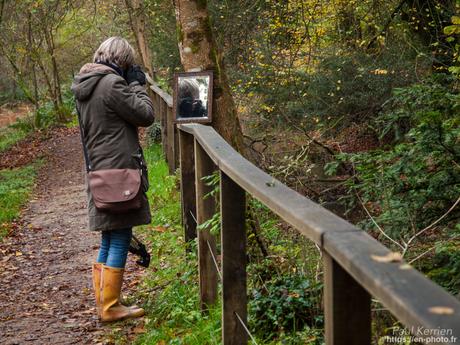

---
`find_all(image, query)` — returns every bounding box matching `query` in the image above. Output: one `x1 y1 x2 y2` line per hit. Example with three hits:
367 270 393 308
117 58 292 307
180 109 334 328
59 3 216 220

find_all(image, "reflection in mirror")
178 76 209 118
174 71 213 123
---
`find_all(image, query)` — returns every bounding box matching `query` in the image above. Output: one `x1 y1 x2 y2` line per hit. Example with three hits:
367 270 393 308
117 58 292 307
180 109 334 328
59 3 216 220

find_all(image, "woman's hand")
125 65 146 86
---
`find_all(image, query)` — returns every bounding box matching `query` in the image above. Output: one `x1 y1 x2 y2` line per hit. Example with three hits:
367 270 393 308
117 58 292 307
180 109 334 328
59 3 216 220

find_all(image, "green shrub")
146 122 162 145
249 272 323 342
329 74 460 242
300 50 429 131
426 233 460 294
34 87 75 128
34 101 58 128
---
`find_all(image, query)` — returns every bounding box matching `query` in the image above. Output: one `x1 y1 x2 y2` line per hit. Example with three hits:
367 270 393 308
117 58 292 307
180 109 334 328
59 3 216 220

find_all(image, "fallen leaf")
429 306 454 315
132 325 146 334
1 255 12 263
371 252 402 263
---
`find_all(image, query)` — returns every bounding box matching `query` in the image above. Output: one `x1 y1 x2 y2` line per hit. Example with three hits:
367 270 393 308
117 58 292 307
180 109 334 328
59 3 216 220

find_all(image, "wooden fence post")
174 126 180 172
166 106 175 172
159 100 168 160
195 140 218 311
179 129 197 245
220 171 247 345
153 94 160 121
323 252 371 345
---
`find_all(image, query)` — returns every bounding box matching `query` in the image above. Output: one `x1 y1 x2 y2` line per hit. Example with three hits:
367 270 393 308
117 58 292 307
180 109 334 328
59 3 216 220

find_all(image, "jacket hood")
71 63 118 101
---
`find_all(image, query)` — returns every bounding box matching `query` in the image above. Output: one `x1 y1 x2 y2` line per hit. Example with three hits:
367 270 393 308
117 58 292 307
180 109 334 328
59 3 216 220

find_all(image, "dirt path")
0 128 144 344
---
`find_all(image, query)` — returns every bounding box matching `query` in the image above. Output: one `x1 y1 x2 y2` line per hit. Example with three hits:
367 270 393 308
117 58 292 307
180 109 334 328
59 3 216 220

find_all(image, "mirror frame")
173 71 213 124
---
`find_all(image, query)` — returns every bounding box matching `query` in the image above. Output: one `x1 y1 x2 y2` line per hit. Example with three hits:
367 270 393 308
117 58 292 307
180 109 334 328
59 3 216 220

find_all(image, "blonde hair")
93 37 135 69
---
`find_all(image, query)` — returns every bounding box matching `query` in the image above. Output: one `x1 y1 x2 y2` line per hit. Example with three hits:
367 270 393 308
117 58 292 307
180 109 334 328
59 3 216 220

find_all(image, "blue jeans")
96 228 132 268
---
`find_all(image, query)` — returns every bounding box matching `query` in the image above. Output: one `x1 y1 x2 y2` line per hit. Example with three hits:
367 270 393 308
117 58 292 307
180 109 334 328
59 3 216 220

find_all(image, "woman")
178 78 207 118
71 37 154 322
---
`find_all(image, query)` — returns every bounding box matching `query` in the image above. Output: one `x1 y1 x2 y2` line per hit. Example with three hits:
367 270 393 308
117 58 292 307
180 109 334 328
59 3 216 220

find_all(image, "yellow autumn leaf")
429 306 454 315
371 252 402 263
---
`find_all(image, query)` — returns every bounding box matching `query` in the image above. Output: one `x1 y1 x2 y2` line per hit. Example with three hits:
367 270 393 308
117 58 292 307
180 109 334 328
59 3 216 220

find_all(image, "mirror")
174 71 213 123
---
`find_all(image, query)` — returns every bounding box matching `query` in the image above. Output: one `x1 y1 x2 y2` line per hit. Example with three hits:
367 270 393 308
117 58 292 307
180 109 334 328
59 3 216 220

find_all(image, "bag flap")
88 169 141 203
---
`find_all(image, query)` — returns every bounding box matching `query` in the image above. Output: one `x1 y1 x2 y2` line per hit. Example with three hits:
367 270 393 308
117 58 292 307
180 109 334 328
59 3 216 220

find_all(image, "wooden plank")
177 123 355 244
323 230 460 342
159 100 167 160
156 94 162 122
166 106 175 172
195 140 218 311
146 85 155 105
149 81 173 107
220 171 247 345
323 252 371 345
179 129 197 245
174 126 180 171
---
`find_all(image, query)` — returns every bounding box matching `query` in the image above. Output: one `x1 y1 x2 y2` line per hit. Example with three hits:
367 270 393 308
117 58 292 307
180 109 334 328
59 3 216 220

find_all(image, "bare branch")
403 194 460 255
355 191 405 251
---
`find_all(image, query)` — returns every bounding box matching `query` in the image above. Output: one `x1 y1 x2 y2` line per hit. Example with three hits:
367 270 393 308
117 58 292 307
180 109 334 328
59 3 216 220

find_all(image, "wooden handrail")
149 84 460 345
146 74 173 107
178 123 460 344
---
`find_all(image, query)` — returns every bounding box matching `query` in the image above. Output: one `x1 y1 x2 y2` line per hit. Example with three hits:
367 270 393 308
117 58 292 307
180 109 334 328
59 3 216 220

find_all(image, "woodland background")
0 0 459 344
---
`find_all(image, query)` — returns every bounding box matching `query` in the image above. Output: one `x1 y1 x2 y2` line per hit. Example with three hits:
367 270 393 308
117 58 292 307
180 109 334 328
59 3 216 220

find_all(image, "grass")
0 115 41 240
0 163 39 239
0 123 32 152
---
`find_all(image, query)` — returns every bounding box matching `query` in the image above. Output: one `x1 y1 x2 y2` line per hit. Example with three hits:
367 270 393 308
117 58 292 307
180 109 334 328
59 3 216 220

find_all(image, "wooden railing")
147 78 177 173
149 81 460 345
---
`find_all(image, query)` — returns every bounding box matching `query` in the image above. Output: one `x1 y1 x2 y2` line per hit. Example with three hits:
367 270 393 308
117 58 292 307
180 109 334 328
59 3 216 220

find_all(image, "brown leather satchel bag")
77 107 143 213
88 168 142 212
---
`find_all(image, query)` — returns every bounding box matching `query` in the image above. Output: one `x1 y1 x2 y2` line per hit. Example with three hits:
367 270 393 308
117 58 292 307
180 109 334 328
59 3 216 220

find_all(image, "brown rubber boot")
100 265 144 322
92 263 103 317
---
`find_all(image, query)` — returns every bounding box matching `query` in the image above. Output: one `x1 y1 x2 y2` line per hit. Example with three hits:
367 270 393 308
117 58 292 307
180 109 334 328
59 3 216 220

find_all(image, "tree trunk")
36 58 54 102
0 0 5 25
337 2 362 48
173 0 247 156
44 28 64 121
125 0 154 78
27 12 39 113
3 52 36 104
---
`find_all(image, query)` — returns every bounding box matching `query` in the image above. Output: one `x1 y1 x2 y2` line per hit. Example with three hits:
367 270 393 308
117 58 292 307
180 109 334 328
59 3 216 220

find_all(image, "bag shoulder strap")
75 105 92 173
